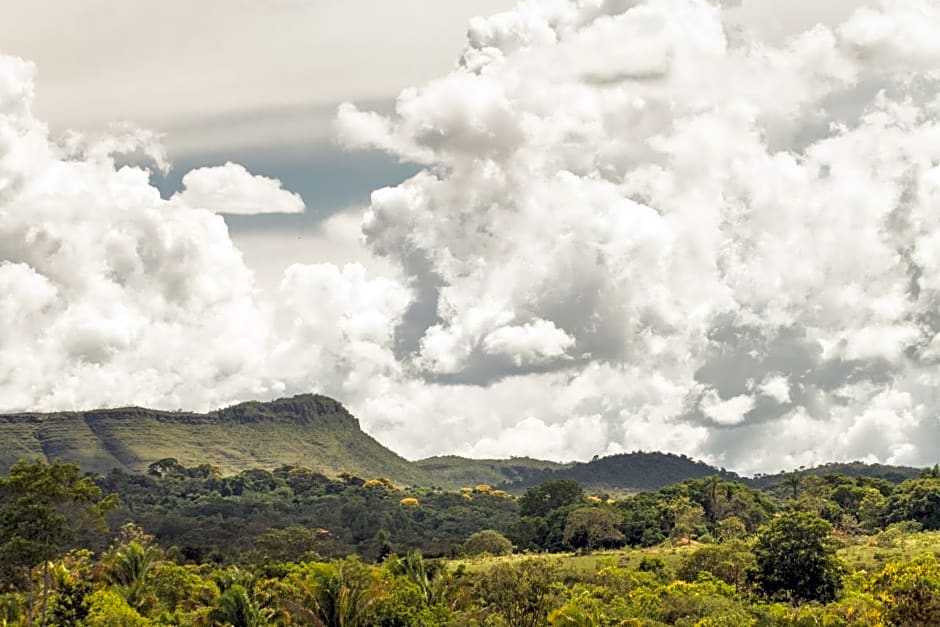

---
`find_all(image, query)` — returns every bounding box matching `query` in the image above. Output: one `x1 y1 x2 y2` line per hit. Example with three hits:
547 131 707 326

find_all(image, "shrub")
463 530 514 556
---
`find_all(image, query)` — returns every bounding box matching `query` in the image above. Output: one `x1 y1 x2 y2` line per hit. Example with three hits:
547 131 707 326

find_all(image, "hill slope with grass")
415 455 568 489
0 394 429 484
1 394 929 491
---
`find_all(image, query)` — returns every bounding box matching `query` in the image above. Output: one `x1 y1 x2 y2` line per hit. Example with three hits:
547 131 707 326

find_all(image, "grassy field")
450 530 940 577
838 529 940 572
450 542 699 575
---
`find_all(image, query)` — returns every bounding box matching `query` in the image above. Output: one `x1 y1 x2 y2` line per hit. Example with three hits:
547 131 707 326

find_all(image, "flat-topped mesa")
0 394 416 481
214 394 360 428
0 394 362 429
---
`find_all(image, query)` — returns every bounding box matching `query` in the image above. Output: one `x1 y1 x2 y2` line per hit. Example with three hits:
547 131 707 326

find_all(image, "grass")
449 542 700 575
837 529 940 573
449 531 940 579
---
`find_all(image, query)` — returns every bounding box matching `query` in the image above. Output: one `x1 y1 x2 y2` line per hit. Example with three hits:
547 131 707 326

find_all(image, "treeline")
100 458 940 560
3 458 940 624
98 459 519 562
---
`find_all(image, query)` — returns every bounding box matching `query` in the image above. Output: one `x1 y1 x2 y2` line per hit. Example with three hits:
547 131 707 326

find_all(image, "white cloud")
758 375 791 404
0 0 518 154
8 0 940 475
701 391 755 426
333 0 940 471
173 162 305 214
483 319 575 366
461 413 609 461
0 54 273 411
839 0 940 72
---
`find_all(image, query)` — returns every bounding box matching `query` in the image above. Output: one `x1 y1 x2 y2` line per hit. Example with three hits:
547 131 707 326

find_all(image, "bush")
462 530 513 556
84 590 149 627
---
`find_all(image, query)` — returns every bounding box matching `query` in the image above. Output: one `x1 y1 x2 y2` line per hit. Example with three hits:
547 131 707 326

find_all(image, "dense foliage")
2 459 940 624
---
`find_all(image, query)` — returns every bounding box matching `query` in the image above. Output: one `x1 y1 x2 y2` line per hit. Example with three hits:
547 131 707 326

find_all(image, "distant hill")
0 394 428 485
1 395 932 492
746 461 922 489
500 451 741 494
502 454 926 495
414 455 568 489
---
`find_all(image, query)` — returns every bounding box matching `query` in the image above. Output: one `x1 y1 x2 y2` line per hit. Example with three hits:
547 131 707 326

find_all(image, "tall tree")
478 559 562 627
285 556 381 627
101 524 163 613
0 460 115 626
751 511 844 603
563 508 625 553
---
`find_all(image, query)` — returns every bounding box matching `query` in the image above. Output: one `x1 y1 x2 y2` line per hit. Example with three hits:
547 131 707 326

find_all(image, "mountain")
501 451 742 494
1 394 930 491
0 394 428 485
499 453 926 495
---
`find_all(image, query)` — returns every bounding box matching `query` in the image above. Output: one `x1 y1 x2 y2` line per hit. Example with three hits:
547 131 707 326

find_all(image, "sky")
1 0 940 474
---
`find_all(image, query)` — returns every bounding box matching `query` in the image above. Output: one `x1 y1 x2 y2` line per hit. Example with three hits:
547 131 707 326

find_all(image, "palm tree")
782 473 803 499
284 557 381 627
702 475 722 523
208 584 269 627
102 540 162 612
386 550 450 606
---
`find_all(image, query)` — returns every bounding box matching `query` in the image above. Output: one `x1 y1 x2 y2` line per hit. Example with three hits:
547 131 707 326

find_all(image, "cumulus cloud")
333 0 940 472
173 161 305 214
701 391 755 426
758 375 791 405
0 54 321 411
8 0 940 474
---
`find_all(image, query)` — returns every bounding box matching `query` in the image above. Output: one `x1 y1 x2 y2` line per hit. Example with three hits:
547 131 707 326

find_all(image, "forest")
2 458 940 625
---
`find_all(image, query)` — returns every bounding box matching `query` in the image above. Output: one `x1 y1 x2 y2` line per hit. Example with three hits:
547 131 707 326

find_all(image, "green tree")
858 488 887 532
378 551 456 625
46 551 94 627
0 460 115 626
667 495 705 544
208 584 269 627
676 540 755 592
519 480 584 518
506 516 547 552
782 473 803 499
562 508 624 553
478 558 562 627
886 478 940 530
462 530 513 556
148 562 219 617
716 516 747 542
920 464 940 479
751 511 844 603
83 589 149 627
384 551 435 606
250 526 320 564
284 556 381 627
617 492 668 547
101 524 163 613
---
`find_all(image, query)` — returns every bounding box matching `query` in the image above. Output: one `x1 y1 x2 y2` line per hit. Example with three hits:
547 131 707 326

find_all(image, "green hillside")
0 394 428 485
503 451 742 494
747 461 922 489
1 394 930 492
414 455 568 489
